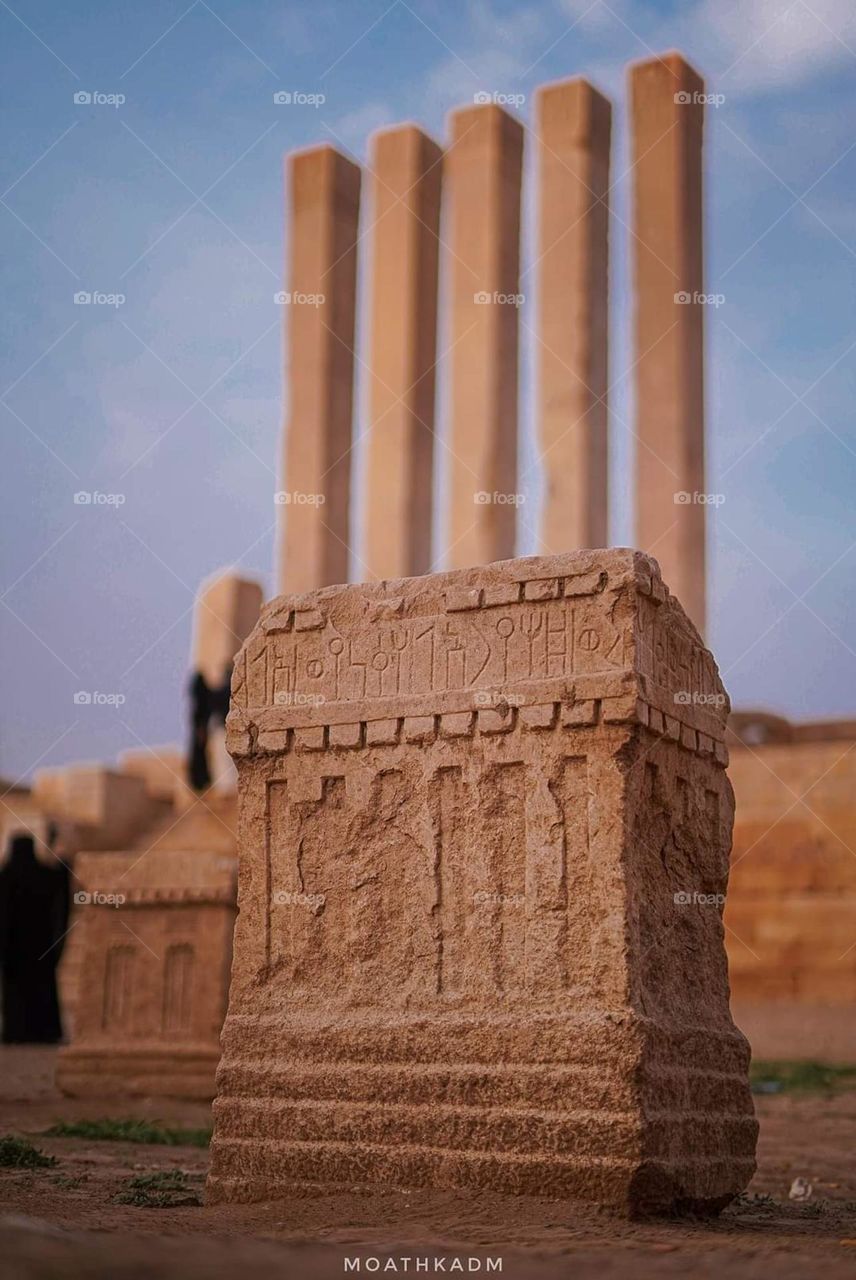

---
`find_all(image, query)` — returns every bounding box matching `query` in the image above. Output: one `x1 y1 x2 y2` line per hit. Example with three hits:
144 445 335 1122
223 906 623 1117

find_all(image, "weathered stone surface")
536 79 610 553
208 549 756 1214
366 125 442 579
630 54 706 634
56 847 236 1099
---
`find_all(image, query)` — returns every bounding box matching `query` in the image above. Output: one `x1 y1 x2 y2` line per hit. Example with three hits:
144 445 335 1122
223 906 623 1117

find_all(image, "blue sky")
1 0 855 780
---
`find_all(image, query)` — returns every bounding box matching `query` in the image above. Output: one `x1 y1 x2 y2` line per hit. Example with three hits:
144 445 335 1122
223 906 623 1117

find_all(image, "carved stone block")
208 549 756 1214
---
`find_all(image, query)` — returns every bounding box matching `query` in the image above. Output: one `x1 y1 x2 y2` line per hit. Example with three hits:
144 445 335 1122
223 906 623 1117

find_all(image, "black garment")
187 666 232 791
0 834 70 1044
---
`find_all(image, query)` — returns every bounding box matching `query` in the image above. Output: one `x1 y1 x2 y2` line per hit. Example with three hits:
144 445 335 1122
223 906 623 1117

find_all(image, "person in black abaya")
187 665 232 791
0 829 70 1043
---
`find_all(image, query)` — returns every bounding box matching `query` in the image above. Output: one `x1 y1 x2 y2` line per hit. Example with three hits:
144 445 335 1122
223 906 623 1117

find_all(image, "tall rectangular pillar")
536 79 610 554
365 126 442 580
630 54 706 633
278 146 361 594
446 105 523 569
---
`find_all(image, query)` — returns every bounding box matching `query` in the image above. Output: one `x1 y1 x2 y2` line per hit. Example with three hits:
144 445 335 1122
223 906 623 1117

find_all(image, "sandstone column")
536 79 610 554
278 146 361 594
446 104 523 569
630 54 706 633
365 126 442 580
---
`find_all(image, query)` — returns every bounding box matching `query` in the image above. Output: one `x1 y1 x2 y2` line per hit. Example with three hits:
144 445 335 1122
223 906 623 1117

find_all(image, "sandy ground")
1 1047 856 1279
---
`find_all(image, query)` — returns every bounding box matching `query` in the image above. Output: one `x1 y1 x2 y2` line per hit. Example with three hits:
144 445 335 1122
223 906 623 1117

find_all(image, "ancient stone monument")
208 549 757 1214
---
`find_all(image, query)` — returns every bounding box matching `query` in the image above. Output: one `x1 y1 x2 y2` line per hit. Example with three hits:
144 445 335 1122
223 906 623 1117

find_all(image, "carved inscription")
240 597 629 710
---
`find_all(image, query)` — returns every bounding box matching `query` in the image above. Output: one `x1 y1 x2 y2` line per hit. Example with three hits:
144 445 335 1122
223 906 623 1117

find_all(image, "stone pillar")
209 549 757 1213
630 53 706 633
278 146 361 594
446 104 523 569
535 79 610 553
365 126 442 580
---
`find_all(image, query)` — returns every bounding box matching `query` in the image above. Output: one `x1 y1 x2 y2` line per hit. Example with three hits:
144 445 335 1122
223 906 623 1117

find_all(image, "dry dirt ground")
1 1047 856 1279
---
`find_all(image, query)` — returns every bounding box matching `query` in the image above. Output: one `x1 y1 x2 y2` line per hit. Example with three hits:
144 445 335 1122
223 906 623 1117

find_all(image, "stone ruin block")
207 549 757 1214
56 847 236 1099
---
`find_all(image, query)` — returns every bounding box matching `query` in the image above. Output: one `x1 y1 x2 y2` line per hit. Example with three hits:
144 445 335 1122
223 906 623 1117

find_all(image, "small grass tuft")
750 1060 856 1095
44 1118 211 1148
0 1136 57 1169
113 1170 201 1208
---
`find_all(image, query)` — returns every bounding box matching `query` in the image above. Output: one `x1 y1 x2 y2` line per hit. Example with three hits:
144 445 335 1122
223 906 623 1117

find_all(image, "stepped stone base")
207 550 757 1214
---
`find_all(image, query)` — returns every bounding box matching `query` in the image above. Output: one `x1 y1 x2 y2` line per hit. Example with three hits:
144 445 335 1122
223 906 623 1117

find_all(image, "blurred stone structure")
725 714 856 1063
40 570 260 1092
208 550 757 1214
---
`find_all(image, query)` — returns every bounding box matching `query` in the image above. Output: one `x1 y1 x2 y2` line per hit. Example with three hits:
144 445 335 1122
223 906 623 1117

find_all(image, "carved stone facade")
208 549 756 1215
56 848 236 1098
